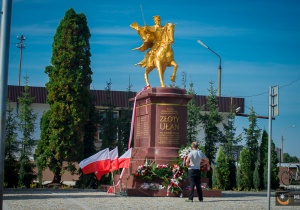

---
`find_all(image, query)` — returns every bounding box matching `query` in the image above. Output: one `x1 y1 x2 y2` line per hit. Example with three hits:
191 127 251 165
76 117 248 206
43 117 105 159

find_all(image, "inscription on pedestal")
158 107 180 146
136 115 149 139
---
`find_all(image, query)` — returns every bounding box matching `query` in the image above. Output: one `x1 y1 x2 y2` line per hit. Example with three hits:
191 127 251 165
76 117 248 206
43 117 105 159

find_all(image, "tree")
211 164 218 189
99 80 118 150
118 81 134 153
199 81 223 187
259 130 279 189
222 108 242 159
253 160 260 190
35 8 93 183
263 161 268 189
270 139 280 189
76 94 100 189
259 130 268 189
4 100 19 187
239 146 252 190
222 108 242 189
186 80 201 143
17 77 38 187
283 153 299 163
243 106 261 183
215 146 230 190
200 81 223 163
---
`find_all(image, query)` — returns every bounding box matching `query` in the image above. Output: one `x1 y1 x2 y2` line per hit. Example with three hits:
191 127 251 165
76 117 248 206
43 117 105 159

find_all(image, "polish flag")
95 147 119 180
79 148 110 174
118 148 132 169
109 147 119 172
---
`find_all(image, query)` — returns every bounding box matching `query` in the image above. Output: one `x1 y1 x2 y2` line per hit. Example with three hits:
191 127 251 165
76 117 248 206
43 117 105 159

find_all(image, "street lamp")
281 125 296 164
197 40 222 96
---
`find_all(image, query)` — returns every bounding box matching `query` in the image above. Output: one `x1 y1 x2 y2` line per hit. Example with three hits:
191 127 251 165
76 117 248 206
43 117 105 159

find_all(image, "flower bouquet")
163 164 186 196
200 160 210 174
133 159 155 180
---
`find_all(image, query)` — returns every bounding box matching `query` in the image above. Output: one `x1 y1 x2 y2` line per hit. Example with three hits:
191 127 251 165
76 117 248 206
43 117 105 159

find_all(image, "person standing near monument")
184 141 209 202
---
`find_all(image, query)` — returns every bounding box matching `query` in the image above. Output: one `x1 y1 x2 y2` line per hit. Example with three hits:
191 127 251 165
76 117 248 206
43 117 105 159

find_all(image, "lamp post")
197 40 222 96
281 125 296 165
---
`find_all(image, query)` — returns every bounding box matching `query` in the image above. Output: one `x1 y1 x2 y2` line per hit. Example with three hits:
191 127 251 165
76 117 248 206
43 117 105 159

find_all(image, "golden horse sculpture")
130 16 178 88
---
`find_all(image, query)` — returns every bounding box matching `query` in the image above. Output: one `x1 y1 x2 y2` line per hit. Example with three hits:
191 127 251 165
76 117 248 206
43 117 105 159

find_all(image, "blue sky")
6 0 300 157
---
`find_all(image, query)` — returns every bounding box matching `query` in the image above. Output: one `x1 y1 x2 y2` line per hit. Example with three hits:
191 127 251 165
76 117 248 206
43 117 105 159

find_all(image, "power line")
279 77 300 89
231 76 300 98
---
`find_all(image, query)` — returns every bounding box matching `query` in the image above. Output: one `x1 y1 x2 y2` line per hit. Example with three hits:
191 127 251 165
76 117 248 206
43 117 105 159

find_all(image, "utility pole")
0 0 13 209
17 35 25 86
267 85 279 210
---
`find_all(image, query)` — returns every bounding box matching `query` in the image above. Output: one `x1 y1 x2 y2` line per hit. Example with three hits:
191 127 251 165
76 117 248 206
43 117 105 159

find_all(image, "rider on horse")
130 15 165 68
131 15 177 87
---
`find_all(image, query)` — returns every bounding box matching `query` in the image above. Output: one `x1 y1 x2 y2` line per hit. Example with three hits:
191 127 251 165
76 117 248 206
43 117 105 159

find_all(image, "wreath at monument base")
133 159 187 195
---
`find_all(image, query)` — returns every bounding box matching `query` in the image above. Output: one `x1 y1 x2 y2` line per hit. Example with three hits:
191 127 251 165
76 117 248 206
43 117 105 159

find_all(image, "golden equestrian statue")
130 15 178 88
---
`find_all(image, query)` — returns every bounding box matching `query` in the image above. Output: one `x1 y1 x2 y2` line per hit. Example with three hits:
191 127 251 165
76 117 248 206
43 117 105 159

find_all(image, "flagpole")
111 171 115 194
125 168 130 196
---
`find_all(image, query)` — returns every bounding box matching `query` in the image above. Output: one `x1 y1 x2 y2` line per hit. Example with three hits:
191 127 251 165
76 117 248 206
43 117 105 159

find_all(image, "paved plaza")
2 189 299 210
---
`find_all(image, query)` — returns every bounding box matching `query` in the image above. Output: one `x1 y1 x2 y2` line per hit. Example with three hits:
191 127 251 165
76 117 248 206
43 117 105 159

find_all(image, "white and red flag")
79 148 110 174
109 147 119 172
95 147 119 180
118 148 132 169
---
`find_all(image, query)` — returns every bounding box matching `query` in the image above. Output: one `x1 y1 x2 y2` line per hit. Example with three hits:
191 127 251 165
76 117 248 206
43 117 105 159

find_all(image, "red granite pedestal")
130 87 192 171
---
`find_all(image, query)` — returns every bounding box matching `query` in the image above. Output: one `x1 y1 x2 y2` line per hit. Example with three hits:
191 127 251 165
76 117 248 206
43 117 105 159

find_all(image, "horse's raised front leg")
170 60 178 82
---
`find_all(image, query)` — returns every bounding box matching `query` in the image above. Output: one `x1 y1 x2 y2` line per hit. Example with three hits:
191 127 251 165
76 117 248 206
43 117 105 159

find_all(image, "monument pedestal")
130 87 192 173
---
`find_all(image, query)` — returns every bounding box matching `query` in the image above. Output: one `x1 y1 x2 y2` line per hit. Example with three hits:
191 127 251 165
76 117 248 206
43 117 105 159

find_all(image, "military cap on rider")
153 15 160 20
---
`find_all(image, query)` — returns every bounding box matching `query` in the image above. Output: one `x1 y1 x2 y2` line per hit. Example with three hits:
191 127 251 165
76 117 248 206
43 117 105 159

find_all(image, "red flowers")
200 160 210 173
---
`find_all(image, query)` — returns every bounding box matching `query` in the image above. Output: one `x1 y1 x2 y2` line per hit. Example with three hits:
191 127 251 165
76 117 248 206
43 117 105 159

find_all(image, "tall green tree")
239 146 252 190
4 100 19 187
17 77 37 187
259 130 268 189
222 108 242 189
186 80 201 143
259 130 279 189
200 81 223 163
215 146 230 190
35 8 93 183
199 81 223 187
243 106 261 182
